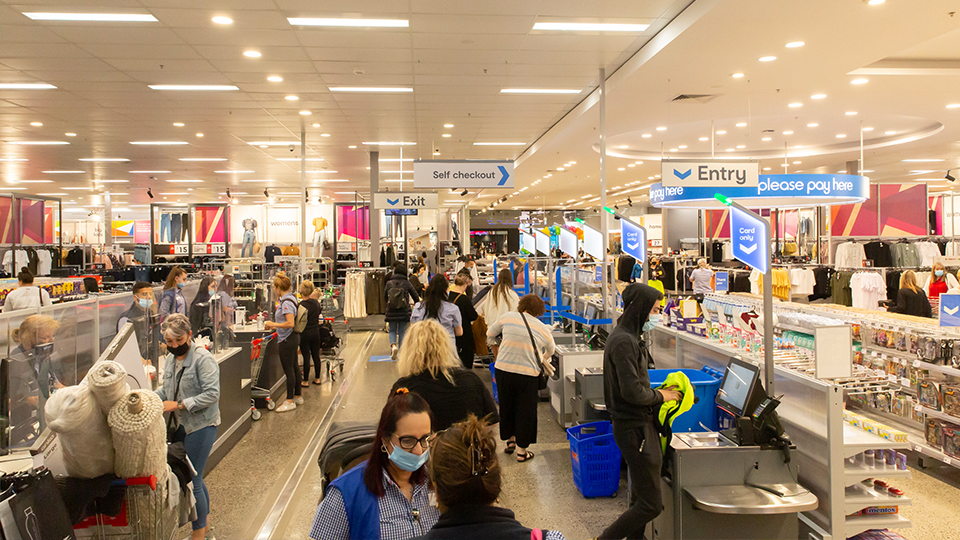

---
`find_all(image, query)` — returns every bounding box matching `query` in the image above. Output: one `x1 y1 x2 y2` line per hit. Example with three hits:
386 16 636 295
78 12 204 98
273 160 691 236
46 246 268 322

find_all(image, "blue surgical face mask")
643 313 661 332
936 270 945 277
388 444 430 472
177 281 185 289
138 297 152 309
209 288 217 296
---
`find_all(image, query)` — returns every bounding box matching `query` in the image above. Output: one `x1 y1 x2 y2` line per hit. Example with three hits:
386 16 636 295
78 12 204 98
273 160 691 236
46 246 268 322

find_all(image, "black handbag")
520 313 549 390
166 366 186 443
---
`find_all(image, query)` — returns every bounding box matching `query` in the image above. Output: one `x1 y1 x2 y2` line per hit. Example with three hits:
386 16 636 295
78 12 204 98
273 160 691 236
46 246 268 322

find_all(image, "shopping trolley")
250 331 279 421
73 475 180 540
320 317 345 381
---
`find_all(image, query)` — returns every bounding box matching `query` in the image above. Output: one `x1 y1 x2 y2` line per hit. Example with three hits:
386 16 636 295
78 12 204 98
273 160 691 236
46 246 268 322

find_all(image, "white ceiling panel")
412 49 513 64
408 0 541 17
1 57 117 71
191 45 311 61
0 23 65 42
206 59 316 73
293 29 411 49
44 26 186 45
173 28 303 47
274 0 410 13
150 9 289 29
79 43 202 60
311 62 413 75
409 14 535 35
318 74 415 86
103 59 217 73
304 47 412 62
0 43 92 58
411 33 526 51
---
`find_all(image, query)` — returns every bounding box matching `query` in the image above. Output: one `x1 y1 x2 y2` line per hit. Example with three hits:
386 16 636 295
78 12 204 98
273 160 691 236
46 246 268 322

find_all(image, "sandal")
301 382 311 388
517 451 535 463
504 441 517 455
314 379 322 385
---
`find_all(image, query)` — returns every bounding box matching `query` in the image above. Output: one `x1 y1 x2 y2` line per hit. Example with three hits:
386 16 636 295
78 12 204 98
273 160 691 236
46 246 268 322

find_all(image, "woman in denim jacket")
156 313 220 540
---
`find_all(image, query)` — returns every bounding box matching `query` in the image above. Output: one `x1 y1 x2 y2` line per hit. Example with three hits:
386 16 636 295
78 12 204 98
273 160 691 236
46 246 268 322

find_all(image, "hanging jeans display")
159 213 172 243
170 214 181 244
241 229 256 257
180 213 189 243
313 229 326 257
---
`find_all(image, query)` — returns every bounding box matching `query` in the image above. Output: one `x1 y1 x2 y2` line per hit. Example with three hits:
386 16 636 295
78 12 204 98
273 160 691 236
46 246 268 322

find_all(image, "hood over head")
618 283 663 337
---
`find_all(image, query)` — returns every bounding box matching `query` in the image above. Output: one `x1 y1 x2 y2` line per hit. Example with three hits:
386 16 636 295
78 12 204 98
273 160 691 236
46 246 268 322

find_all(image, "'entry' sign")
414 160 514 189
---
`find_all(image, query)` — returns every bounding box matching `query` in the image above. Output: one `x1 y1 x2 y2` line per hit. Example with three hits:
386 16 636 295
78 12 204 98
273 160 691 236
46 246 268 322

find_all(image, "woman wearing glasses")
309 389 440 540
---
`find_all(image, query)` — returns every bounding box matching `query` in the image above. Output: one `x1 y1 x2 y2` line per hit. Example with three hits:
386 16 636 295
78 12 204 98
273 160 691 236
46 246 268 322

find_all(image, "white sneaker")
391 343 399 360
294 396 304 405
276 401 297 413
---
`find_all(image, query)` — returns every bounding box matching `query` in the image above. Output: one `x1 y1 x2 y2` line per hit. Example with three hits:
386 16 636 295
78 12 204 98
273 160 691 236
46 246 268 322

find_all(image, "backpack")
282 298 308 333
386 283 409 311
319 321 340 350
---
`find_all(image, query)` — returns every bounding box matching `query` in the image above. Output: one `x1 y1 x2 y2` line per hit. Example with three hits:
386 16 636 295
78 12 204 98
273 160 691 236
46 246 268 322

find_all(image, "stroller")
317 422 377 498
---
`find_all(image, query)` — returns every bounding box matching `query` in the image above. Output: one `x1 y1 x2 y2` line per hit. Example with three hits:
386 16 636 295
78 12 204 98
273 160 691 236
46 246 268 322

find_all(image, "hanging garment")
916 241 942 267
834 242 866 269
808 267 833 302
343 272 368 319
851 271 886 310
789 268 816 296
830 271 853 306
886 270 902 302
863 241 892 267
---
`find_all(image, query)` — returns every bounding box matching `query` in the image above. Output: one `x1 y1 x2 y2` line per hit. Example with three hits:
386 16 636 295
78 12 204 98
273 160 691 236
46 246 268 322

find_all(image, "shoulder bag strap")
519 313 541 362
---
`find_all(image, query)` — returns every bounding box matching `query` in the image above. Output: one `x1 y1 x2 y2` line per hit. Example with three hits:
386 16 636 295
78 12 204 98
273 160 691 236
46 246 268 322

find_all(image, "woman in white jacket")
922 262 960 300
479 269 520 356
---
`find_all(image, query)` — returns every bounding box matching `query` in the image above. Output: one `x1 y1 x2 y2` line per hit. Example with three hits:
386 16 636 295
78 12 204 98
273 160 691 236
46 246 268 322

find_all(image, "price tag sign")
946 457 953 466
881 353 888 360
901 377 911 387
169 244 189 255
915 404 924 413
887 374 897 382
209 244 226 254
913 359 922 368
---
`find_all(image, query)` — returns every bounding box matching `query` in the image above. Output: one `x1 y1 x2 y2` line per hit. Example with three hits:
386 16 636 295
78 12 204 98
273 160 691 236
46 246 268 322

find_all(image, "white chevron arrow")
626 242 639 250
739 243 758 255
945 305 959 316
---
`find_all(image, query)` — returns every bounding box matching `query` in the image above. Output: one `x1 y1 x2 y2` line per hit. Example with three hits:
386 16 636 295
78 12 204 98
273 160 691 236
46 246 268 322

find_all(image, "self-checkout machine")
651 174 820 539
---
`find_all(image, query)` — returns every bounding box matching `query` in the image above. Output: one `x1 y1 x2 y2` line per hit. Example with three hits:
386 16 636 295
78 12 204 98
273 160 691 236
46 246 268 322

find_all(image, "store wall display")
705 209 730 239
831 184 879 237
194 205 227 243
111 220 134 238
0 196 15 244
20 198 44 245
930 195 944 236
336 204 369 241
134 220 150 244
879 184 927 237
44 205 55 244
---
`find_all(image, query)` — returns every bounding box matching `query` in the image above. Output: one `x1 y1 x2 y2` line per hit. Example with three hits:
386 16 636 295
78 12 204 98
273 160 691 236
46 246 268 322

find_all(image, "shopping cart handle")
112 475 158 490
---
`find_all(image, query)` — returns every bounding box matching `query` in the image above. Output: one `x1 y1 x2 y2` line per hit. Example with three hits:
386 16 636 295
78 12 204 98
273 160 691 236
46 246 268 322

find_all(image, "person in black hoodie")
599 283 682 540
385 263 420 359
414 415 565 540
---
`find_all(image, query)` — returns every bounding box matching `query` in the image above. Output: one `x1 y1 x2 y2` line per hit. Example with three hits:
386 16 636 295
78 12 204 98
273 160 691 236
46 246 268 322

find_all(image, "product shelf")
843 461 911 486
844 514 911 538
858 404 960 471
863 346 960 378
920 406 960 425
842 423 909 459
844 483 912 515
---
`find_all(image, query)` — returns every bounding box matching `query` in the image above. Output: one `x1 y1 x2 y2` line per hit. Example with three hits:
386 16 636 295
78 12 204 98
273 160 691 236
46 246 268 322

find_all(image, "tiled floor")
201 330 959 540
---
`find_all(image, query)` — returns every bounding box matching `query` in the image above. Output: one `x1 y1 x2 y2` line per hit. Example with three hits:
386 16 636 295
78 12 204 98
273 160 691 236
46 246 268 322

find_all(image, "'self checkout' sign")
661 160 759 188
621 218 646 263
730 205 769 273
414 160 514 189
372 192 438 209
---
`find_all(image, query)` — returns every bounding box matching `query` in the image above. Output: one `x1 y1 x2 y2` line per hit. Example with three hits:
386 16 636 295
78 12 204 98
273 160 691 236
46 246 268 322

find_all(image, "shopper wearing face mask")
117 281 160 366
923 261 959 301
309 389 440 540
155 313 220 540
598 283 682 540
158 266 187 323
8 315 61 443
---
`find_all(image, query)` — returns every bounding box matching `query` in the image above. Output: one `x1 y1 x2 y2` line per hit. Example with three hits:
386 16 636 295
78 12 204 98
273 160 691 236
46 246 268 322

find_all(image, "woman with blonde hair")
390 320 498 431
923 261 959 300
888 270 932 318
264 272 302 412
9 314 61 440
689 258 714 294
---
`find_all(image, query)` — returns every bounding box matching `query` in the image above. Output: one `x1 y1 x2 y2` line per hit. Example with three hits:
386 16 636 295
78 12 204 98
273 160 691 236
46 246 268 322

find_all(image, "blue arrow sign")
498 165 510 186
730 205 769 273
940 294 960 327
621 218 646 263
674 168 692 180
715 271 728 292
386 198 399 206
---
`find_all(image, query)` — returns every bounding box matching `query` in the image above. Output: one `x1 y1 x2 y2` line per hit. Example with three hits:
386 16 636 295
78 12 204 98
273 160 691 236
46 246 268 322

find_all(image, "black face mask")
168 341 191 357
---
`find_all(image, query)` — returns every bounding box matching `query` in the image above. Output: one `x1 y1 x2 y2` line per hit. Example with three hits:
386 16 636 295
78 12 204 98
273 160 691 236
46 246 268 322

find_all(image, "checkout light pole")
715 194 775 397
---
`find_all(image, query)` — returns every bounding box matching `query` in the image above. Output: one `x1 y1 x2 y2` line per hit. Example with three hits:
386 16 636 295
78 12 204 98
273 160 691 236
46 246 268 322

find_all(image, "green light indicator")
714 193 732 206
602 206 616 215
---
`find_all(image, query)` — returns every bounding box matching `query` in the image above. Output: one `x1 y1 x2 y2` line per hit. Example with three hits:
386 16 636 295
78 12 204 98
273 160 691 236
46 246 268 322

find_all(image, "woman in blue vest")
309 389 440 540
158 266 187 324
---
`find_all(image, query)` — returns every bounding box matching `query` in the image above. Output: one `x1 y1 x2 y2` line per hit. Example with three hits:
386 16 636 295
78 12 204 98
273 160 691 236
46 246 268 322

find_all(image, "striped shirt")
309 469 439 540
486 311 556 377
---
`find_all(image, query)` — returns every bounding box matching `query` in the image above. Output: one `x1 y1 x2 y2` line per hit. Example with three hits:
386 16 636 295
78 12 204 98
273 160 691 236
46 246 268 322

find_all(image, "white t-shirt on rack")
790 268 816 296
851 272 885 310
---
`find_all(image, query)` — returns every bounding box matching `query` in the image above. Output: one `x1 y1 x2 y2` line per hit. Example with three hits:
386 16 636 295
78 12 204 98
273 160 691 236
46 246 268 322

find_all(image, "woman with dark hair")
309 389 440 540
159 266 187 323
216 274 239 322
417 415 564 539
2 268 52 312
411 275 462 342
485 294 556 463
448 273 478 369
188 276 216 336
409 263 427 298
385 263 420 359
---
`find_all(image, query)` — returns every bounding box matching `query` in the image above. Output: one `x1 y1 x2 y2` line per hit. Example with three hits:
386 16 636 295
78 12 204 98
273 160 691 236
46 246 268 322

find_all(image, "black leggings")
494 368 539 448
278 334 301 399
599 422 663 539
300 328 322 380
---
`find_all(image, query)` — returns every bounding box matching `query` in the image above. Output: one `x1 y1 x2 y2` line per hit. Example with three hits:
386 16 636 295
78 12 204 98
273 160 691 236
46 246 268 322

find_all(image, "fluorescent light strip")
533 22 649 32
0 159 28 162
167 180 203 183
248 141 300 146
42 170 84 174
23 12 158 22
335 191 368 194
39 192 68 196
8 141 68 145
500 88 581 94
214 170 255 174
94 180 128 183
240 179 275 183
179 158 226 162
329 87 413 93
62 187 95 190
313 179 349 182
379 170 411 174
0 83 56 90
129 170 171 174
130 141 188 145
159 192 188 195
287 17 408 27
276 157 324 162
362 142 416 146
379 158 414 162
80 158 128 162
16 180 53 184
149 85 239 91
473 142 526 146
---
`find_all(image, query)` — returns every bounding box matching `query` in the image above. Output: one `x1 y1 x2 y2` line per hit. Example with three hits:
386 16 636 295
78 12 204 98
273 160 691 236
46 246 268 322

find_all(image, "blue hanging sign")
649 174 868 208
715 271 728 292
730 206 769 273
621 219 646 263
940 294 960 327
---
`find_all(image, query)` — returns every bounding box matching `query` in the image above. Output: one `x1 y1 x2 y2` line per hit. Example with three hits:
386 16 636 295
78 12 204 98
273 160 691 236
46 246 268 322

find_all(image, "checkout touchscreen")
716 359 761 417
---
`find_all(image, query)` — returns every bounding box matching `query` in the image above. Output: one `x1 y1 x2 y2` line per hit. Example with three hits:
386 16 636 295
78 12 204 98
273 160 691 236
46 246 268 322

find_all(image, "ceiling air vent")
670 93 718 104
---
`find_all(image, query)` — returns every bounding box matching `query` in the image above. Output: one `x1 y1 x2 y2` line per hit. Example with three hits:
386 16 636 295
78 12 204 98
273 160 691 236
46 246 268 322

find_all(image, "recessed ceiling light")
149 85 238 91
443 124 454 128
716 130 726 135
699 137 709 141
759 56 777 62
299 110 311 115
312 123 320 128
789 102 803 108
243 50 261 58
471 142 521 146
642 134 652 138
619 145 629 149
23 12 157 22
129 141 188 145
807 123 819 128
836 134 847 138
348 145 357 149
867 0 885 5
29 122 42 127
726 148 735 152
64 132 76 137
0 83 56 90
627 164 635 167
330 87 413 93
195 133 204 137
212 16 233 24
948 104 960 109
618 167 625 171
885 131 897 135
320 133 331 137
785 41 805 48
792 160 801 164
42 170 84 174
763 167 771 171
678 145 687 149
736 145 746 149
532 22 649 32
129 170 170 174
862 127 874 132
783 130 794 135
285 95 299 101
500 88 580 94
442 133 452 138
433 152 440 155
79 157 127 161
179 158 226 162
557 167 566 171
8 141 68 145
735 122 747 127
288 17 409 27
810 94 826 99
656 126 667 131
851 78 868 85
732 73 744 78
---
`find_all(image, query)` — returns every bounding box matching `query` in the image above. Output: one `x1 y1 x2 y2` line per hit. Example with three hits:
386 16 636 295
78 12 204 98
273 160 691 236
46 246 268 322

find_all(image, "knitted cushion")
87 361 130 416
108 390 166 479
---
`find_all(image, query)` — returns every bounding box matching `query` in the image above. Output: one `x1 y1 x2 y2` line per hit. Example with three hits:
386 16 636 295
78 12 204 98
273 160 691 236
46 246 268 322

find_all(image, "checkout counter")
548 344 603 427
653 358 817 539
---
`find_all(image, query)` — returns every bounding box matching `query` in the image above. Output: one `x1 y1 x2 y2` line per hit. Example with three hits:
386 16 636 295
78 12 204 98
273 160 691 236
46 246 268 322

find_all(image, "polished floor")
199 329 957 540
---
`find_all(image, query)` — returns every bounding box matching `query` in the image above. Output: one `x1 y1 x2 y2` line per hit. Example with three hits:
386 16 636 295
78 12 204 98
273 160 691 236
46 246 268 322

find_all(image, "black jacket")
413 505 549 540
384 272 420 322
889 287 932 318
603 283 664 427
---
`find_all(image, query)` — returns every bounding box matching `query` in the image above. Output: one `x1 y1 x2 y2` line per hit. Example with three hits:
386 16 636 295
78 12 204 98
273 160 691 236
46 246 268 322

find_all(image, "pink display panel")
879 184 927 236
